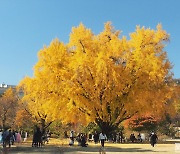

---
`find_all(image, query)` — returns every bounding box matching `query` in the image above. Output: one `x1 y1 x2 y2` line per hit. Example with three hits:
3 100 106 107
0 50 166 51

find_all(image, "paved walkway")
0 143 180 154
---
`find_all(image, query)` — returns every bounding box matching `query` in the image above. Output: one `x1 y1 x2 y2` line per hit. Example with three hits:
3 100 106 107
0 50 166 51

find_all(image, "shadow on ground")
0 144 159 154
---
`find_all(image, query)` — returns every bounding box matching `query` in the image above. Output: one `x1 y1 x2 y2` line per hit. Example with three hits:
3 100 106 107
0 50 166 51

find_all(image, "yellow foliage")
0 88 18 128
18 22 177 129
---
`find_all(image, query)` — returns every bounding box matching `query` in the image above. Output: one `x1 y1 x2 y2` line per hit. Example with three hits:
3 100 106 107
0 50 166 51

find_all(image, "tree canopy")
19 22 177 134
0 88 18 129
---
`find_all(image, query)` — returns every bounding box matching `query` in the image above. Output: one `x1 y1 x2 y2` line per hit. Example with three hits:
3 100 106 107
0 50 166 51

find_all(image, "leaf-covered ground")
0 139 178 154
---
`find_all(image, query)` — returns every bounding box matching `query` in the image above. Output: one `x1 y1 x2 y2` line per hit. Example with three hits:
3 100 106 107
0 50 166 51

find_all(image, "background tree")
0 88 18 130
125 114 159 132
19 22 177 136
174 80 180 115
170 79 180 135
14 108 34 130
18 40 70 133
126 79 179 136
19 77 61 134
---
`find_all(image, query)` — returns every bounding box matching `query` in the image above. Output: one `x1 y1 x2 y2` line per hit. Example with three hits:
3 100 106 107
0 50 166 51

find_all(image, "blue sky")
0 0 180 85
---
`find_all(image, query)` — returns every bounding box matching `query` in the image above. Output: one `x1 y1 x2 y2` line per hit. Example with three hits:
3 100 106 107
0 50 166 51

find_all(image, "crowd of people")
129 133 143 143
1 127 158 149
67 130 158 148
0 126 51 149
0 129 27 148
129 132 158 147
68 130 107 148
76 133 88 147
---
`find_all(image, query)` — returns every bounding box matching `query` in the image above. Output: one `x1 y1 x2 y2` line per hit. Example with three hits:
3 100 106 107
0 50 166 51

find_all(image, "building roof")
0 84 16 95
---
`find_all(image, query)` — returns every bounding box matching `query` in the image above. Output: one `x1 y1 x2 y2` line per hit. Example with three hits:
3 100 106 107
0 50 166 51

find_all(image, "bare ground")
0 141 179 154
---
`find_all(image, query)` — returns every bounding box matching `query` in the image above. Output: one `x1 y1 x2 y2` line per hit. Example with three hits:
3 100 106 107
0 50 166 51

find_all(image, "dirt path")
0 142 179 154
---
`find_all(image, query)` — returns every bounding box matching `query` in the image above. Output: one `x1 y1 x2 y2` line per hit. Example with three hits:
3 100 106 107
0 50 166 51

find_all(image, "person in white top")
69 130 75 146
0 130 2 143
99 132 107 147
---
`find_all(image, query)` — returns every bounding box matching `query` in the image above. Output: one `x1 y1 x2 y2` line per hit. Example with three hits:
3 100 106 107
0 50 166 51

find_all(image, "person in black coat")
150 132 158 147
93 131 99 144
32 126 43 147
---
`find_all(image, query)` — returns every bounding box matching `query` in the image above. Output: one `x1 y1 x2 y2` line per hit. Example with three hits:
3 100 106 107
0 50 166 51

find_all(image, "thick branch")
87 67 94 80
77 80 91 100
38 112 42 119
45 121 53 129
116 111 138 125
79 40 86 53
24 108 33 117
72 100 91 116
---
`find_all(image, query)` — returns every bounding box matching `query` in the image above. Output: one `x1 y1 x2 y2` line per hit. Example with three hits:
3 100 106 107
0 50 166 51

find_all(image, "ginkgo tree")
19 22 177 135
0 88 18 130
18 53 69 133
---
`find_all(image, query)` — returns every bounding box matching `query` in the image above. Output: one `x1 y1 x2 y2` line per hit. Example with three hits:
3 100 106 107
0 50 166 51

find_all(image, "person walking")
150 132 158 147
99 131 107 154
16 131 22 144
2 129 9 148
99 131 107 147
0 129 2 144
69 130 75 146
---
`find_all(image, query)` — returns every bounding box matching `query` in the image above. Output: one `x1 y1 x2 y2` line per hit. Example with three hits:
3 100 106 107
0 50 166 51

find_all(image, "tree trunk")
40 118 53 135
2 114 7 130
2 119 6 130
95 119 118 137
40 118 46 135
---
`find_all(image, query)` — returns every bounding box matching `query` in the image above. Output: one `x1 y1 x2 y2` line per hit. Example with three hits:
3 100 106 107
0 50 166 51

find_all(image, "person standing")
24 132 28 142
64 131 68 138
0 129 2 144
93 131 99 144
99 131 107 147
36 127 43 147
2 129 9 148
81 133 88 147
150 132 158 147
69 130 75 146
137 133 142 142
119 131 124 143
16 131 22 144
